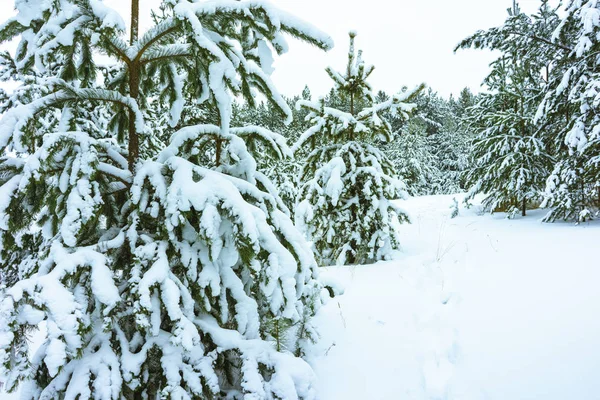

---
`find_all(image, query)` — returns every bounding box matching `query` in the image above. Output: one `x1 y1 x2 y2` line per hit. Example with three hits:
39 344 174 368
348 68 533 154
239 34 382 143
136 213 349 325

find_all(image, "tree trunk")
130 0 139 45
521 198 526 217
581 179 586 217
349 92 355 141
215 137 222 167
127 69 140 172
128 0 140 172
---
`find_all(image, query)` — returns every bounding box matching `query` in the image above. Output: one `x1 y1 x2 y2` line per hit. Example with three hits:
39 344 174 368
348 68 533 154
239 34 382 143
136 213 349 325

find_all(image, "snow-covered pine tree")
467 114 545 216
535 0 600 221
462 56 552 217
388 118 440 197
294 31 423 266
0 1 335 398
381 87 471 195
428 122 472 195
411 88 469 195
453 87 477 118
458 2 554 217
429 89 474 194
456 0 600 221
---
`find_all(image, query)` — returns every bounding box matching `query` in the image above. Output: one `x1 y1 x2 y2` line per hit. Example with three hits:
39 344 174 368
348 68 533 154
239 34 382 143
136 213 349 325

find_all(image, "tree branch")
506 30 573 53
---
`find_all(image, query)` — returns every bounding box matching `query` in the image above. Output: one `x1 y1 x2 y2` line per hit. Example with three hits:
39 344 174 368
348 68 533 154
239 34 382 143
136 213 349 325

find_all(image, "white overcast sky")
0 0 544 98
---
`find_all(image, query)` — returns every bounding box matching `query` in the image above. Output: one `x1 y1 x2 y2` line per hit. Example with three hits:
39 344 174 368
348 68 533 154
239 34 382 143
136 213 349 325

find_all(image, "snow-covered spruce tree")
458 2 554 217
294 32 423 266
0 1 335 399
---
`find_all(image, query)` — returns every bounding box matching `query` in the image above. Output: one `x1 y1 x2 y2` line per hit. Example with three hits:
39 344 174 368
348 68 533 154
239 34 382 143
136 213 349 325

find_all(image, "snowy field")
4 194 600 400
308 194 600 400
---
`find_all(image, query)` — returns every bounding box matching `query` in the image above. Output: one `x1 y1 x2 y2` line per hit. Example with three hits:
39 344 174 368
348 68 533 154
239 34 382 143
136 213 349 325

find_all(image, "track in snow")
309 194 600 400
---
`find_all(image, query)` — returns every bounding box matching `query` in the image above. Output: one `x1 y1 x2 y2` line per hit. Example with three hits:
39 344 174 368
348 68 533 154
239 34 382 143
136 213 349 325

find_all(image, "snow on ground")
309 194 600 400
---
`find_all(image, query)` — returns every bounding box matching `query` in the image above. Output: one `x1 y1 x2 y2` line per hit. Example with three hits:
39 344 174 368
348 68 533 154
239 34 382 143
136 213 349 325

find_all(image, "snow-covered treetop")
325 30 375 110
455 0 565 61
294 32 423 151
0 0 334 168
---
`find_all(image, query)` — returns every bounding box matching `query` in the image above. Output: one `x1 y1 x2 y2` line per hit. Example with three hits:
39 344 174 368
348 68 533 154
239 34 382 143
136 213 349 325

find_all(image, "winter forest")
0 0 599 399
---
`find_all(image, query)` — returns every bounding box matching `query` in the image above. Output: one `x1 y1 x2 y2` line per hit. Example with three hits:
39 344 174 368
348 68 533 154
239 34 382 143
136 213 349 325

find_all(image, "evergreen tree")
0 1 335 398
456 87 476 117
535 0 600 221
446 87 477 193
383 87 471 196
463 77 552 217
415 88 471 194
455 0 600 221
458 1 555 217
389 119 440 196
294 32 423 266
412 88 448 137
428 120 472 194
